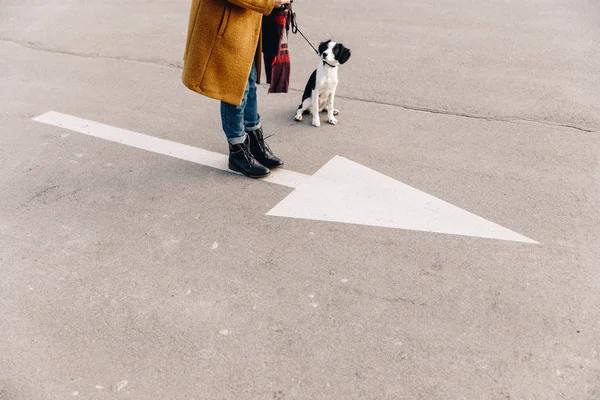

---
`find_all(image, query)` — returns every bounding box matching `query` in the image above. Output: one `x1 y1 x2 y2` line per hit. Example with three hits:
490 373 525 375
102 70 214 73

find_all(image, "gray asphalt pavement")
1 1 599 399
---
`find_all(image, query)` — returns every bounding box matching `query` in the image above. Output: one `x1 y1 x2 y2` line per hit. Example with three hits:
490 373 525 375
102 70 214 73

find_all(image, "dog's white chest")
317 69 337 106
318 83 334 109
319 81 335 97
320 69 338 86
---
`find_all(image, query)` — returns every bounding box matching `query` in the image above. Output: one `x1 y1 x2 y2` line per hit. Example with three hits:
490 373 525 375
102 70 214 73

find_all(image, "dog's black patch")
333 43 351 64
300 69 317 104
318 40 331 55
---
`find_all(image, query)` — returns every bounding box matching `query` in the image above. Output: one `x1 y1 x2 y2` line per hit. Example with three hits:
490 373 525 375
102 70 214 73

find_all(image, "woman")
182 0 290 178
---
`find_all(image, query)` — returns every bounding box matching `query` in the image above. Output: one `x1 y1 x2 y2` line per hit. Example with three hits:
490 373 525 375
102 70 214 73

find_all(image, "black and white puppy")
294 40 351 127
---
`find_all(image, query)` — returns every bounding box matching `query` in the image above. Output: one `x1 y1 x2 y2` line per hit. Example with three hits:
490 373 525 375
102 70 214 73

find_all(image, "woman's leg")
243 62 261 133
243 62 284 169
220 66 254 145
220 61 270 178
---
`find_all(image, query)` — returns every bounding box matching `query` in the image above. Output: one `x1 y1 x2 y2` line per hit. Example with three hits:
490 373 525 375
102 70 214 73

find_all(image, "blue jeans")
220 61 261 145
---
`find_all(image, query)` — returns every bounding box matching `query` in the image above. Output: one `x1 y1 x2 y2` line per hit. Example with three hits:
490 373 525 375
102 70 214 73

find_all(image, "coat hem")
182 79 245 107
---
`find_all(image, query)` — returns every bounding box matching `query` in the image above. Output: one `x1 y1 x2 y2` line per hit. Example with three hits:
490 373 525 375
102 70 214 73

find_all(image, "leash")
284 3 338 68
285 2 319 55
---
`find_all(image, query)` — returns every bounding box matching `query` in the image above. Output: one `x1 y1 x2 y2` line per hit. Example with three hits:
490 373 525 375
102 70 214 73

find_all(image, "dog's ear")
318 40 331 55
336 44 352 64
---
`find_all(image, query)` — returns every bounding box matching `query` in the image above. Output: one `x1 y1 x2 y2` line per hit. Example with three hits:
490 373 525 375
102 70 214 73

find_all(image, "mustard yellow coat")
182 0 275 106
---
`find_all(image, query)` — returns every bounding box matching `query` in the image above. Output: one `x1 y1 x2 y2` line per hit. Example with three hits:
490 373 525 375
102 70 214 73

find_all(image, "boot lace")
258 133 275 155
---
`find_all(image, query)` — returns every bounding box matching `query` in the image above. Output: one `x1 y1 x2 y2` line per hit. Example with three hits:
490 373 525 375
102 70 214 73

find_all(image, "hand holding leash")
274 0 290 8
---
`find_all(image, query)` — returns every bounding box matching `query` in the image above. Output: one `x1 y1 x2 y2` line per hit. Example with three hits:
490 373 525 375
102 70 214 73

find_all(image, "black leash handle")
285 2 319 55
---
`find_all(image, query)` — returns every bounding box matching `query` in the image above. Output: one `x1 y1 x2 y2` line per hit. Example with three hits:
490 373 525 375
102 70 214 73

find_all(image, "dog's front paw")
294 113 303 121
328 117 338 125
312 117 321 127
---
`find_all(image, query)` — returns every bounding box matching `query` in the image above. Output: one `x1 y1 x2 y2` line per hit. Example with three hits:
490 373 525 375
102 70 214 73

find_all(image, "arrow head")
267 156 538 244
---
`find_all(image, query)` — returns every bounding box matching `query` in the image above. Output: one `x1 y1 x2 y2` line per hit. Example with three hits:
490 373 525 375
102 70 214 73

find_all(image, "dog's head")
318 40 351 66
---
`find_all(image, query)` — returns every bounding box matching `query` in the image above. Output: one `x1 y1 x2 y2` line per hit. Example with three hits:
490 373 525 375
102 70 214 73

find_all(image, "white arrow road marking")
33 111 538 244
32 111 309 189
267 156 538 244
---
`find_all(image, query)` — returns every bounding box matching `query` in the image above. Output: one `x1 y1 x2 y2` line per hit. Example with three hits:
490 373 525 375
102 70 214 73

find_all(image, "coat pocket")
217 4 231 37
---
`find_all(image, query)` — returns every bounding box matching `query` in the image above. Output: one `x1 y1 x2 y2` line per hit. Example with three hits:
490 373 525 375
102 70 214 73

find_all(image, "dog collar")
323 60 338 68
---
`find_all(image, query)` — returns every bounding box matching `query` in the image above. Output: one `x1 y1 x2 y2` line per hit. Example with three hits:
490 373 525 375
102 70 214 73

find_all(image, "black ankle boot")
228 137 270 178
247 127 284 169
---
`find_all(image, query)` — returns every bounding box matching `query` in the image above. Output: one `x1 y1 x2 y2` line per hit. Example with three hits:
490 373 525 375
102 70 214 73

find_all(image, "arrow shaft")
32 111 309 189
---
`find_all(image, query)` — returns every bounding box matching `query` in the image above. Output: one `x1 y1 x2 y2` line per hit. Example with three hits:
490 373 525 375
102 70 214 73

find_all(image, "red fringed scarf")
262 7 291 93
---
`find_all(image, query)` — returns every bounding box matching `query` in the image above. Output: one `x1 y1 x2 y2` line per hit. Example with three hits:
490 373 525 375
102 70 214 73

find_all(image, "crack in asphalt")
1 37 184 69
2 37 596 133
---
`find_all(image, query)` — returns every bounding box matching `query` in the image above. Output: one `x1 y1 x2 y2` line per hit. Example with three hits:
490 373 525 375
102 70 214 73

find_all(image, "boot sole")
250 152 284 170
265 162 284 169
229 163 271 179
